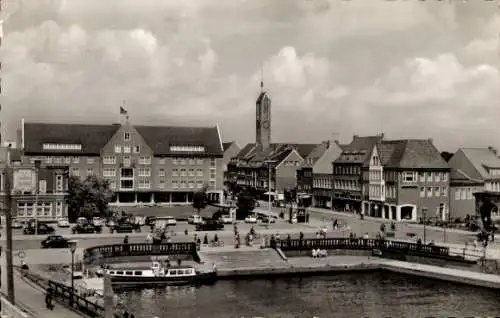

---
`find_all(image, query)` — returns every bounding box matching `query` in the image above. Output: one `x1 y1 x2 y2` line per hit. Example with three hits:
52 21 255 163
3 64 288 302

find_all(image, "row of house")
224 134 500 222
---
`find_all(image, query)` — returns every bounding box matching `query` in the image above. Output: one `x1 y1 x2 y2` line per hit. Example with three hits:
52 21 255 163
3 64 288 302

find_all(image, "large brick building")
333 135 450 221
20 119 225 205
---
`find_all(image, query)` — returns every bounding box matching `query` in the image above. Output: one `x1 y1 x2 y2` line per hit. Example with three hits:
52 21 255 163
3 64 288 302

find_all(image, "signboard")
13 169 36 193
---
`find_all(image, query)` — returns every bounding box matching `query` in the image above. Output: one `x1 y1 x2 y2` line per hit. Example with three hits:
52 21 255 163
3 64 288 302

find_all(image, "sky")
2 0 500 152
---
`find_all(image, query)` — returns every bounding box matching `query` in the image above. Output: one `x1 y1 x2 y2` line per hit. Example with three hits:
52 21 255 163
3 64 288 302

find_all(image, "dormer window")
124 132 130 141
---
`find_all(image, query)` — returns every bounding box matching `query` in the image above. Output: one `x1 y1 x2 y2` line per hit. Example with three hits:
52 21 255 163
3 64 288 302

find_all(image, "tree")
236 188 256 220
440 151 453 162
192 184 208 215
67 175 114 222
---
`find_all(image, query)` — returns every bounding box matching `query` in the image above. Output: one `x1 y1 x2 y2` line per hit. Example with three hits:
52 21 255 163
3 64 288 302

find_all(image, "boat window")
109 271 115 274
187 269 194 275
170 270 177 275
134 271 142 276
125 271 133 276
178 269 185 275
116 271 124 275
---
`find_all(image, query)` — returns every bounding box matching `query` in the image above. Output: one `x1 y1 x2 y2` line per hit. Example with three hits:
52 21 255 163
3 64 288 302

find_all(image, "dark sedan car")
72 223 100 234
110 223 135 233
41 235 71 248
196 220 224 231
23 223 55 235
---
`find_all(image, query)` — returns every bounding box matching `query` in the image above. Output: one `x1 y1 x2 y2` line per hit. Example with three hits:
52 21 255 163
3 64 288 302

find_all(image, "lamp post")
68 240 78 307
34 159 41 235
263 160 276 226
422 206 428 244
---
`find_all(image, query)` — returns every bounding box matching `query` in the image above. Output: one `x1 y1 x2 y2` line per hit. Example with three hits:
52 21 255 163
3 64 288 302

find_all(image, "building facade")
333 135 450 221
222 141 241 186
448 148 500 220
21 119 225 206
0 147 69 220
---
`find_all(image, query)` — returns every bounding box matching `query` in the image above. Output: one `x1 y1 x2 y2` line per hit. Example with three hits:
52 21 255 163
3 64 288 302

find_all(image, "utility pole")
5 146 14 303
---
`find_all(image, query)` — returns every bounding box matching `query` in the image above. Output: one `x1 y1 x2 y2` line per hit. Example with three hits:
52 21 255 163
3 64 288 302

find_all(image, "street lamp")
68 240 78 307
421 207 428 244
263 160 276 226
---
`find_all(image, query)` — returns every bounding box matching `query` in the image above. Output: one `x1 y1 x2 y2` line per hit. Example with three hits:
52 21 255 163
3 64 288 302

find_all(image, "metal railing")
84 242 198 264
48 280 104 317
274 238 450 257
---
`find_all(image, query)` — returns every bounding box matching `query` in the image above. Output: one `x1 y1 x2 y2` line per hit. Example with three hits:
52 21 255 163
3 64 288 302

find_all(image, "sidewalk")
1 255 82 318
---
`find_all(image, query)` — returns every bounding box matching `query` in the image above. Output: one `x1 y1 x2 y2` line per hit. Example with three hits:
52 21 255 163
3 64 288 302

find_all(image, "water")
117 272 500 318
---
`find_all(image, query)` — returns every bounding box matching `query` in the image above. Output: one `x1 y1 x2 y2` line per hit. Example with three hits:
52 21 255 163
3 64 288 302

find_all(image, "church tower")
256 78 271 154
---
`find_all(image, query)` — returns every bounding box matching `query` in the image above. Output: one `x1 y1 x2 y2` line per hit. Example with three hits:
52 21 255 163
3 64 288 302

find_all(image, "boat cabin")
106 261 196 278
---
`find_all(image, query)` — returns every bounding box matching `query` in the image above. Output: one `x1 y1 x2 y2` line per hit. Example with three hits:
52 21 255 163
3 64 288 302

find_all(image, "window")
196 181 203 188
172 181 179 189
87 157 95 164
196 158 204 165
123 156 131 166
419 172 425 182
435 172 441 182
172 158 178 165
467 188 473 200
56 201 63 217
42 143 82 151
103 168 116 177
71 168 80 177
54 157 62 164
159 158 166 165
123 145 131 153
121 168 134 178
209 171 216 180
210 158 216 167
139 156 151 165
159 168 165 177
138 179 151 189
420 187 425 198
197 169 203 177
180 181 187 188
64 157 71 164
72 157 80 164
189 158 195 165
426 172 432 182
209 180 216 188
138 167 151 177
172 169 178 177
180 169 187 177
180 158 186 165
115 145 121 153
402 172 416 182
133 146 140 153
441 186 448 197
460 188 467 200
159 179 165 188
103 156 116 164
188 169 195 177
121 180 134 189
426 187 433 197
434 187 440 197
189 182 195 189
39 180 47 194
56 175 64 192
170 146 205 152
87 168 94 176
124 132 130 141
442 172 448 182
455 188 460 200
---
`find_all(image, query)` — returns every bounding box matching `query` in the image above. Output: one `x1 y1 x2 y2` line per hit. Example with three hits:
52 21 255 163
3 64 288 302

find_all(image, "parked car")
165 216 177 226
257 215 276 224
57 218 70 228
196 220 224 231
244 215 258 224
145 216 156 227
23 223 55 235
220 215 233 224
72 223 99 234
188 215 203 225
92 217 104 228
11 220 23 229
41 235 71 248
109 222 135 234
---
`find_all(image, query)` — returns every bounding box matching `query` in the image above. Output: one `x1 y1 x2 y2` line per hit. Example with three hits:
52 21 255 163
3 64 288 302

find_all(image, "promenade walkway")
1 255 82 318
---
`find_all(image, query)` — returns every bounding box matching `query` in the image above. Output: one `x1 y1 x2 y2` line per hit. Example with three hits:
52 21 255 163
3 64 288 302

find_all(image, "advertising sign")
13 169 36 193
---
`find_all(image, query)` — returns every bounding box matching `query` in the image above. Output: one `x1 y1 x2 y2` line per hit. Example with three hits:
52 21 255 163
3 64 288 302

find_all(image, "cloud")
2 0 500 151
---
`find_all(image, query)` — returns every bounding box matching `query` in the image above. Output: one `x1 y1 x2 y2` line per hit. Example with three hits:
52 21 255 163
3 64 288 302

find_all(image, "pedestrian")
123 235 129 244
45 287 54 310
203 234 209 245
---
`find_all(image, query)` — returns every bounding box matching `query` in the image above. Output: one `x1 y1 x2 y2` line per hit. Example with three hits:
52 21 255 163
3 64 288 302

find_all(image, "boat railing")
84 242 198 265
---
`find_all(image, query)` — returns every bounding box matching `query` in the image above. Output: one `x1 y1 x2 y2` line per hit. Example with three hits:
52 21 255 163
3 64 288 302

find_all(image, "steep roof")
24 123 120 155
24 122 224 156
303 142 329 168
450 168 483 186
234 143 318 164
335 135 383 165
223 142 234 151
379 139 449 169
460 148 500 179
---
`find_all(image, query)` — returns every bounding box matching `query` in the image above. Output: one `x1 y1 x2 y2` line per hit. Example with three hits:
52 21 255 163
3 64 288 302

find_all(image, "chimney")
16 129 22 150
353 134 359 140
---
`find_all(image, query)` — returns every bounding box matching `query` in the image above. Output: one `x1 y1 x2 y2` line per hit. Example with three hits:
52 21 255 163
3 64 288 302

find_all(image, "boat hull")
110 272 217 288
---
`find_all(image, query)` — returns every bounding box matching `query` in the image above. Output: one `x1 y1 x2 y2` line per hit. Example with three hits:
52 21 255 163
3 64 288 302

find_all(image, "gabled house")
227 142 319 194
448 148 500 220
222 141 241 185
